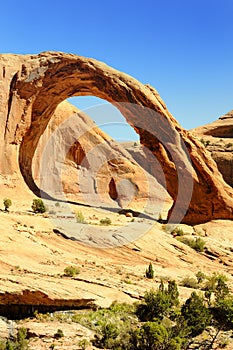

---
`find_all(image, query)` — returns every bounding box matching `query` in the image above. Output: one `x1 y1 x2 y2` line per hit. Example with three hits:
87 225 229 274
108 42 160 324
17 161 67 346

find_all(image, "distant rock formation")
0 51 233 224
191 110 233 188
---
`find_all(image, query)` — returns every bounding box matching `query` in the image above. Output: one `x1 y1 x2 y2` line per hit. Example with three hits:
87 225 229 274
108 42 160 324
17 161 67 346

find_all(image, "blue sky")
1 0 233 140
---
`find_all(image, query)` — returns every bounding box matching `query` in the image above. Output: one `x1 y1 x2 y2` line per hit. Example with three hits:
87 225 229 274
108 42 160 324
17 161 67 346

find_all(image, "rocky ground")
0 190 232 349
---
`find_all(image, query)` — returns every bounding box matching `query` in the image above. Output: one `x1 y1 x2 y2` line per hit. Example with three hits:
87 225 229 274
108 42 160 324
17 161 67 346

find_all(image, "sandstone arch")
1 51 233 224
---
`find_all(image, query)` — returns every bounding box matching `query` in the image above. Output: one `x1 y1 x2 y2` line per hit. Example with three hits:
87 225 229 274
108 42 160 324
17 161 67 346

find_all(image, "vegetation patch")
177 236 206 252
63 265 80 277
99 217 112 226
31 198 46 213
76 210 86 223
3 198 12 212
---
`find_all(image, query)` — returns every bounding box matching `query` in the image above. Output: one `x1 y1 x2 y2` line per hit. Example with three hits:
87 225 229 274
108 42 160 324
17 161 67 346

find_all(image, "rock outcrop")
1 51 233 224
191 110 233 188
0 289 94 319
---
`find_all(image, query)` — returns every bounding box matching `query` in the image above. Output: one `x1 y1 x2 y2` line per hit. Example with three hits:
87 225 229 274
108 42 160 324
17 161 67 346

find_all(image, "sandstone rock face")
33 100 167 210
192 110 233 138
191 110 233 187
1 51 233 224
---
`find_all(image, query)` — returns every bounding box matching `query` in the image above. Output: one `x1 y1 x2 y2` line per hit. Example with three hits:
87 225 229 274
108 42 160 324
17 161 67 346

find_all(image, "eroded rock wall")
191 110 233 188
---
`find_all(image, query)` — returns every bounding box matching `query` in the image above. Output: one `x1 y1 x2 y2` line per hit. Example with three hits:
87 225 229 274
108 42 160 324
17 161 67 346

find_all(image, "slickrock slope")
1 52 233 224
191 110 233 187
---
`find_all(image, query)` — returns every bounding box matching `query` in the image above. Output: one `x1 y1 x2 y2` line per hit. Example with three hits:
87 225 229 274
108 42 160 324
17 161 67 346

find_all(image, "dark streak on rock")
4 72 18 139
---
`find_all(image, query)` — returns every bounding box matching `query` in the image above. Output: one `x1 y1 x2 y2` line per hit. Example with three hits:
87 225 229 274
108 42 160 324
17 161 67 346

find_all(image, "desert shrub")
178 236 206 252
181 277 199 289
213 296 233 330
3 327 29 350
99 217 111 226
54 328 64 338
204 272 229 304
127 320 186 350
0 341 6 350
93 322 119 348
181 291 211 336
131 321 169 350
145 262 154 279
136 280 179 322
16 327 29 349
200 138 211 147
196 271 206 284
63 265 80 277
171 227 185 236
226 142 233 148
31 198 46 213
55 202 60 207
76 211 86 223
78 339 90 350
3 198 12 211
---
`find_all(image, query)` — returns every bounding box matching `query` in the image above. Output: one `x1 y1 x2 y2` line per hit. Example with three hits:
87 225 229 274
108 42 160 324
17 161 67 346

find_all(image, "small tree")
145 262 154 279
3 198 12 211
204 273 229 305
31 198 46 213
196 271 206 284
181 291 211 336
210 295 233 348
16 327 29 349
136 281 179 322
167 280 179 307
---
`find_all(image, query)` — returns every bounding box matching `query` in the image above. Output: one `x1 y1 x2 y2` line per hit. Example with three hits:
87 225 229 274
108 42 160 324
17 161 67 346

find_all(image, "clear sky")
1 0 233 140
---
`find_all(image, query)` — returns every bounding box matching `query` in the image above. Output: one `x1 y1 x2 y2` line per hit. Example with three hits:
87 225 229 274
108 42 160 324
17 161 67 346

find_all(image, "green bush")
16 327 29 349
196 271 206 284
2 327 29 350
171 227 185 236
204 272 229 304
226 142 233 148
78 339 89 350
3 198 12 211
181 292 211 336
145 262 154 279
100 217 112 226
54 328 64 338
214 296 233 330
136 280 179 322
63 265 80 277
200 138 211 147
31 198 46 213
177 236 206 252
76 211 86 223
93 322 119 348
181 277 199 289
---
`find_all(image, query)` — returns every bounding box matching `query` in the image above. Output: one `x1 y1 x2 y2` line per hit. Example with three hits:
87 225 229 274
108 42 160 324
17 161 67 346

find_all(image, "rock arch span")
1 51 233 224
